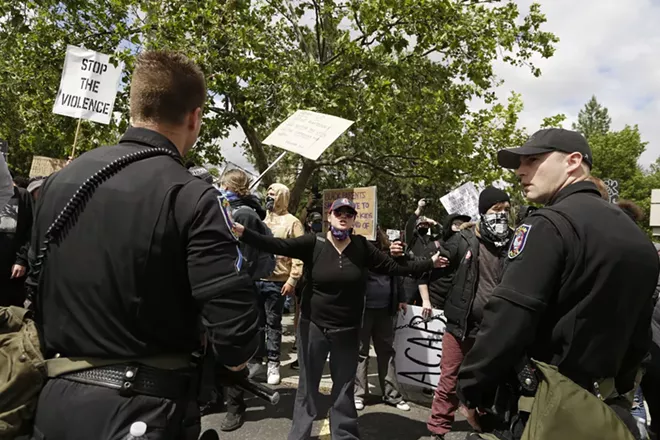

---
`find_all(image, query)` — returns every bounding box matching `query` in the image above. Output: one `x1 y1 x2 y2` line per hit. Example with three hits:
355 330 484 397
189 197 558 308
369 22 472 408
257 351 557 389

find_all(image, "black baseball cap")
497 128 593 170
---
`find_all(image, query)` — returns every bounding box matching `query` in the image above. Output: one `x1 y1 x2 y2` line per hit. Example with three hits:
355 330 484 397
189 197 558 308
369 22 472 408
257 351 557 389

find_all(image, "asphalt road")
200 382 474 440
199 314 474 440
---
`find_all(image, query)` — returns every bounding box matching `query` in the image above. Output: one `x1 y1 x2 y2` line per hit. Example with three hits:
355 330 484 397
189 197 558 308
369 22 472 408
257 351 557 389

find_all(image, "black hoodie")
229 194 269 281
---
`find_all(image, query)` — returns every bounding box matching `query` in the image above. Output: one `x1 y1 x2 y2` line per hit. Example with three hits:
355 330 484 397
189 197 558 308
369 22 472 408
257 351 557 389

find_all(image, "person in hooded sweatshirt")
0 174 33 307
259 183 305 386
213 168 271 431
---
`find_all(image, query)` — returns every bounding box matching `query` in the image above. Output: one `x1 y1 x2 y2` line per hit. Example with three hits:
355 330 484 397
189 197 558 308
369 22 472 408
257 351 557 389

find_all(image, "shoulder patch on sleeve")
508 224 532 259
217 194 239 241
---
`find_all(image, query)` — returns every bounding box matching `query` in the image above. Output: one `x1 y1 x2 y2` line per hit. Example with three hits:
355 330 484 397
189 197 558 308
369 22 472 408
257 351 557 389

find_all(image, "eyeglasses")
333 210 356 219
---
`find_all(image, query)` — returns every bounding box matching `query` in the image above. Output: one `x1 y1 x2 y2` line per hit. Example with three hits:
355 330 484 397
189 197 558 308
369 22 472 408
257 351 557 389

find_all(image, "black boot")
220 411 245 432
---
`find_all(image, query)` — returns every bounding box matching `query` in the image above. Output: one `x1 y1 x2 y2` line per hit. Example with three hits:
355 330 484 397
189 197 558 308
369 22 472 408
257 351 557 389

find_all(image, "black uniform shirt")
457 181 660 408
30 127 259 366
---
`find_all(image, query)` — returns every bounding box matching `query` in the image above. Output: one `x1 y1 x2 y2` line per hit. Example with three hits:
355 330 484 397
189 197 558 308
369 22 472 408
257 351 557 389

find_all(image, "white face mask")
481 212 510 239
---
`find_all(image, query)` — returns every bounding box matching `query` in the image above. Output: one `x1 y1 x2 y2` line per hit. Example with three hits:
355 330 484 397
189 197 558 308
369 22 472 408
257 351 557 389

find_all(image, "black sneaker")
199 400 224 417
220 412 245 432
290 359 299 370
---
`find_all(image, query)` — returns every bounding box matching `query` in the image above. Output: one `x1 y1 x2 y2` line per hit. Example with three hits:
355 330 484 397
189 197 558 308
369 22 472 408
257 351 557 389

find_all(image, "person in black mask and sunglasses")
426 186 513 440
233 198 448 440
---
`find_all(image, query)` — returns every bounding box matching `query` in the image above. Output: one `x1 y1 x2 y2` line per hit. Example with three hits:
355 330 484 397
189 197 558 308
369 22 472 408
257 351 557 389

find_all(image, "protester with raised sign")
233 198 448 440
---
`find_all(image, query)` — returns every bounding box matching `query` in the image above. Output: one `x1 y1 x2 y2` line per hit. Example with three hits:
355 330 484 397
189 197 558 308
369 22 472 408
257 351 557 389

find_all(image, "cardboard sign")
440 182 481 221
262 110 354 161
322 186 377 240
29 156 67 178
603 178 620 204
394 305 446 389
52 45 123 125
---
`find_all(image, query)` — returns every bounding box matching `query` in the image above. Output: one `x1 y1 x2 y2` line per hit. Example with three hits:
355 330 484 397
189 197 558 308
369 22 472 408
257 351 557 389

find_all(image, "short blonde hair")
221 169 252 196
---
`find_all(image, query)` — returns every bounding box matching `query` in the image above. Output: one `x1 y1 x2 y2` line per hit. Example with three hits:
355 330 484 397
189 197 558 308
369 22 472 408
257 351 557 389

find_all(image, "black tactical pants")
31 378 201 440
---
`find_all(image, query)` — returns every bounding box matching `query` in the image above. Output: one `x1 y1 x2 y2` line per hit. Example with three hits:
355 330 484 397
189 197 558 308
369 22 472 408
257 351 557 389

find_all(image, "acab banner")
53 45 123 125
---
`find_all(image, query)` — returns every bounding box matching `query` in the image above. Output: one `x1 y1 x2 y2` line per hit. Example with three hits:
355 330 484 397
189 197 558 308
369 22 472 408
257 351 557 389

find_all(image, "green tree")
0 0 558 218
572 95 611 140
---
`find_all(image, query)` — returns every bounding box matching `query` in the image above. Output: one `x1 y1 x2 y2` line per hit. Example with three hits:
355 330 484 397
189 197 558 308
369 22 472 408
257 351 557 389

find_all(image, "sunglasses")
333 210 356 219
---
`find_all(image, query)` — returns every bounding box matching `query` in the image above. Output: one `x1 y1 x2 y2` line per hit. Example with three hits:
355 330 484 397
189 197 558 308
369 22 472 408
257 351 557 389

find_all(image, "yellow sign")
29 156 67 178
322 186 378 240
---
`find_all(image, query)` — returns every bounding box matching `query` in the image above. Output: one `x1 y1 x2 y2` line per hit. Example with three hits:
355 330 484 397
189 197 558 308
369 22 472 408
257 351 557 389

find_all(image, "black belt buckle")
119 365 139 397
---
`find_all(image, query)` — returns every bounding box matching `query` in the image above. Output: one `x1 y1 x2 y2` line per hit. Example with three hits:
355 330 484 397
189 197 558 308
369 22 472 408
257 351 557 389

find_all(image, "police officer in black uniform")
29 51 259 440
456 128 660 439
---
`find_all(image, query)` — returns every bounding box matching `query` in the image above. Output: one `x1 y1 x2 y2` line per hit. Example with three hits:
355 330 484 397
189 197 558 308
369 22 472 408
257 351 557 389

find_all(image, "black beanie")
479 186 510 214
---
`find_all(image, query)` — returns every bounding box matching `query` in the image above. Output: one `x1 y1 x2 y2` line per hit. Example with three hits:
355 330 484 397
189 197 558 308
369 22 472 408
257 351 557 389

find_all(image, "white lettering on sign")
52 45 123 125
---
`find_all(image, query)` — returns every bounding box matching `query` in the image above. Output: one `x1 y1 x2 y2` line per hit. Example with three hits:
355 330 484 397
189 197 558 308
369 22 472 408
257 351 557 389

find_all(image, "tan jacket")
264 183 304 286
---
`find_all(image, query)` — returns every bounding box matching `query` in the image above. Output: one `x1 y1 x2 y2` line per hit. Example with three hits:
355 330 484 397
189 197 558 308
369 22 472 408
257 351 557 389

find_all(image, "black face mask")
266 196 275 211
311 222 323 233
417 227 429 236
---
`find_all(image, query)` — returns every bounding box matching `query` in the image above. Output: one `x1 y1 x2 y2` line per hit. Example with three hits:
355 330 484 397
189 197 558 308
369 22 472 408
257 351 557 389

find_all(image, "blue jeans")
255 281 286 363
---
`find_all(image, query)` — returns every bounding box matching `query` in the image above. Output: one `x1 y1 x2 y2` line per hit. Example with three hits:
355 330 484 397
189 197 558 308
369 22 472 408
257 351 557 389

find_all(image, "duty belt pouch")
0 147 182 438
520 360 636 440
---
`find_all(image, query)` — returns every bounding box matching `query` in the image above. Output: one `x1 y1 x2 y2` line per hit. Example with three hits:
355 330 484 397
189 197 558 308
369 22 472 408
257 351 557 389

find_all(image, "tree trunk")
236 115 274 188
289 159 317 213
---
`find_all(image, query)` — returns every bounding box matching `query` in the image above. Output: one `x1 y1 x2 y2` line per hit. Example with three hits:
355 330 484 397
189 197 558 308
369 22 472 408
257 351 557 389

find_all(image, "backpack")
232 205 276 280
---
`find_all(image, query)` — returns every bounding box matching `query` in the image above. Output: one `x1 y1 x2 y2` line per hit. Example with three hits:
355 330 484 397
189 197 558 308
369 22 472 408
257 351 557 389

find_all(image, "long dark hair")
374 227 390 252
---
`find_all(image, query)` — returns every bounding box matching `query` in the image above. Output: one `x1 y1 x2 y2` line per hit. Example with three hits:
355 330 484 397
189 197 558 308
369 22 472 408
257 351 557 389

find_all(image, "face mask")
311 222 323 233
331 226 350 241
481 212 510 240
417 227 429 236
265 196 275 211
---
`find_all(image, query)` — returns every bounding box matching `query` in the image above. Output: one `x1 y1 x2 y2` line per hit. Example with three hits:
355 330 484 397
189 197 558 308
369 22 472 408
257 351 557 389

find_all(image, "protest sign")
262 110 354 161
394 305 446 389
440 182 481 221
603 178 620 204
322 186 377 240
29 156 67 178
0 139 7 155
52 45 123 125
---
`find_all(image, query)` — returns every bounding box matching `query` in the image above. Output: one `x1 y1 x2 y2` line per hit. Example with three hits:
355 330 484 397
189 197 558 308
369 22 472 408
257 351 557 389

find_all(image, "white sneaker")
267 361 281 385
396 401 411 411
355 399 365 411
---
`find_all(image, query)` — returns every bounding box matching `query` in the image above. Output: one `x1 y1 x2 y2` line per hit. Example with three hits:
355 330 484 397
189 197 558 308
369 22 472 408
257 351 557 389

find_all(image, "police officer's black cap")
497 128 593 170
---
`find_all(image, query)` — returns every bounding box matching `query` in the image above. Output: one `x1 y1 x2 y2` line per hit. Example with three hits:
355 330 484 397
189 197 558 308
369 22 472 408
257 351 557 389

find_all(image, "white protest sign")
262 110 354 161
440 182 481 221
394 305 446 389
53 45 123 125
386 229 401 242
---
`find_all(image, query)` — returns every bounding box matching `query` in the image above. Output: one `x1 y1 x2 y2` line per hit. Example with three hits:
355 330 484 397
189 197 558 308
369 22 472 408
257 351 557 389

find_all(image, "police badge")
508 224 532 259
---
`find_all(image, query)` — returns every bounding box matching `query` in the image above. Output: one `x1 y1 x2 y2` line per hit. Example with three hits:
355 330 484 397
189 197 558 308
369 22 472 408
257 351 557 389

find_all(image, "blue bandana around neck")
331 226 351 241
219 188 241 202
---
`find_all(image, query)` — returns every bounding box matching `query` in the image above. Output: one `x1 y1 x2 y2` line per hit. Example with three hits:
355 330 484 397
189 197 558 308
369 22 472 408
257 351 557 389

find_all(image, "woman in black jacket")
233 198 447 440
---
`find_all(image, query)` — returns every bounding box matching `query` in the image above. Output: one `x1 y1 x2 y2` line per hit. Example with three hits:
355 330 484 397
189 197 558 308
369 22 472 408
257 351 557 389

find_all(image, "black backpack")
232 205 277 280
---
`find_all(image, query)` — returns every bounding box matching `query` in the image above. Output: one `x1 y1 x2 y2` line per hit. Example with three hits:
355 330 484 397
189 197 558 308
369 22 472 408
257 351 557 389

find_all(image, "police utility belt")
46 354 195 400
